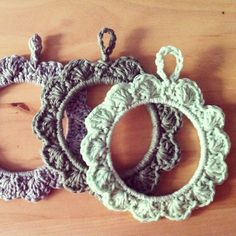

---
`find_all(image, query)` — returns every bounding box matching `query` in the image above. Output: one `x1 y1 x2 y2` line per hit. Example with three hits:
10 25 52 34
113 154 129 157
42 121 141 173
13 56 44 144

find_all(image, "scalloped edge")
81 74 230 222
33 57 183 194
0 54 63 201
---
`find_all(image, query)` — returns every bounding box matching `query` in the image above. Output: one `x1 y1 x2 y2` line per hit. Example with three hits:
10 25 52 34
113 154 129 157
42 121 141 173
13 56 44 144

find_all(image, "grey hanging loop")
28 33 42 66
97 27 117 62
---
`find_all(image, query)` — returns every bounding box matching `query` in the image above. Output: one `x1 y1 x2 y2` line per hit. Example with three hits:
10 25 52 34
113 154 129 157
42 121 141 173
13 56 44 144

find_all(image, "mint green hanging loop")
155 46 184 81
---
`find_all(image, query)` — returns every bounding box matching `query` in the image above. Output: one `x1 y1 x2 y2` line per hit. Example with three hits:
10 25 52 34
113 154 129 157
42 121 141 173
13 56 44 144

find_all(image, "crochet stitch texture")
33 28 182 194
0 34 63 201
81 46 230 222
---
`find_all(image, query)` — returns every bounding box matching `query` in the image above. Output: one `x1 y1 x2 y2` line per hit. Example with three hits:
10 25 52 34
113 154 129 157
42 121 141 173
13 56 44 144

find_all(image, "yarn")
81 46 230 221
33 28 182 194
0 34 63 201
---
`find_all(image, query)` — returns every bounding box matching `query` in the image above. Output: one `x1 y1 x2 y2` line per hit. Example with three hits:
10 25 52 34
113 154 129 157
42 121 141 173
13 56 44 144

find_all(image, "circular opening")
109 104 200 197
87 84 112 108
110 105 153 173
0 84 44 171
153 116 200 196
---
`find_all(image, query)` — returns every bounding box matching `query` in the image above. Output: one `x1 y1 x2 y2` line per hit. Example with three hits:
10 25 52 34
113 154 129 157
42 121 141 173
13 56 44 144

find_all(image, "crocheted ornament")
81 46 230 222
33 28 182 193
0 34 64 201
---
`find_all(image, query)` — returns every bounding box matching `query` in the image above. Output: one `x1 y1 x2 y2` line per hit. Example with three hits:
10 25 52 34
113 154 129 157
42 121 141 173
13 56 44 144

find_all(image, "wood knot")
11 102 30 111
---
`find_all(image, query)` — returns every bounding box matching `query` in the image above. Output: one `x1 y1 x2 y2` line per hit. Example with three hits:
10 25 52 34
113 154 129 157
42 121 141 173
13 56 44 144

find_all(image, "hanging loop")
28 34 42 65
97 27 117 62
155 46 184 81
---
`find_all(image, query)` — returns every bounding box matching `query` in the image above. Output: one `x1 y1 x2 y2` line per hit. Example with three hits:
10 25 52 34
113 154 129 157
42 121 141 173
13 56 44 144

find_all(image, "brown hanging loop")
97 27 117 62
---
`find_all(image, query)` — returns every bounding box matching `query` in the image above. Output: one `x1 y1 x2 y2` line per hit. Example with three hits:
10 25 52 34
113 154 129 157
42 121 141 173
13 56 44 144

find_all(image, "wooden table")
0 1 235 235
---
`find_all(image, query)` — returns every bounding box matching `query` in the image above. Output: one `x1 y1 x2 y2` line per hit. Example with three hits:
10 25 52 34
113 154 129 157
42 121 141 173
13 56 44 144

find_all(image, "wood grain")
0 1 235 235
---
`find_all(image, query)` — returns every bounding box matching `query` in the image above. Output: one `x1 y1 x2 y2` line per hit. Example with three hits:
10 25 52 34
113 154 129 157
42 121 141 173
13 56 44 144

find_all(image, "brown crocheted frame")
33 28 182 193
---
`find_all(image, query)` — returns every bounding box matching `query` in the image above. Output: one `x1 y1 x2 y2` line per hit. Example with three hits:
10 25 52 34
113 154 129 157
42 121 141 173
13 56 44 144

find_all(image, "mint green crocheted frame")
81 46 230 222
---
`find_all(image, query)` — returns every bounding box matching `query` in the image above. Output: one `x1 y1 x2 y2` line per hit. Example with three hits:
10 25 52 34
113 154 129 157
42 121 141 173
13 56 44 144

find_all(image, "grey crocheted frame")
0 35 64 201
33 28 182 194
